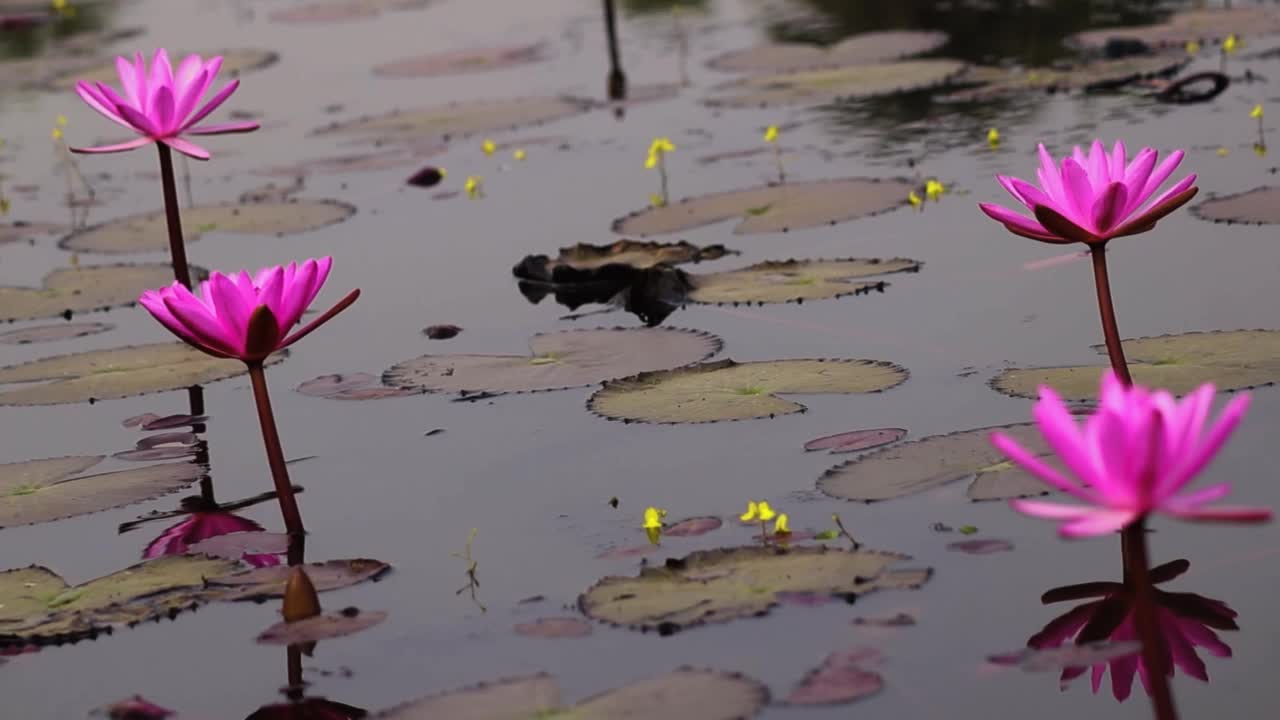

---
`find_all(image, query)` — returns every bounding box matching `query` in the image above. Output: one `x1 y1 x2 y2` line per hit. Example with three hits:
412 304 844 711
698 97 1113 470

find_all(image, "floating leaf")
708 31 948 74
940 54 1186 102
987 641 1141 672
688 258 920 305
0 456 203 529
663 516 723 537
707 60 966 107
513 239 737 283
189 532 290 561
257 608 388 645
296 373 422 400
208 559 391 601
376 674 562 719
60 202 355 254
1069 8 1280 50
805 428 906 454
0 264 195 323
946 539 1015 555
1192 187 1280 225
0 222 65 245
612 179 912 236
579 546 929 634
589 358 907 424
47 48 279 90
785 648 883 706
374 44 547 78
0 343 283 406
313 97 591 145
0 555 240 645
817 424 1053 502
0 322 113 345
383 327 721 395
513 617 593 638
990 330 1280 400
270 0 429 23
255 146 444 177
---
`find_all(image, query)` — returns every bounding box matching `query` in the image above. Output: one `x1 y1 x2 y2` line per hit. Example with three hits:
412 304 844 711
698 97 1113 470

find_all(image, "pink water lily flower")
991 370 1271 538
139 257 360 363
979 140 1197 245
71 49 259 160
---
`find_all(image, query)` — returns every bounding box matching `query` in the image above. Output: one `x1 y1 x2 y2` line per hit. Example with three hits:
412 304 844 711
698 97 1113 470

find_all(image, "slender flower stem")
156 143 193 289
659 155 669 206
247 362 305 537
1089 245 1133 386
1121 520 1178 720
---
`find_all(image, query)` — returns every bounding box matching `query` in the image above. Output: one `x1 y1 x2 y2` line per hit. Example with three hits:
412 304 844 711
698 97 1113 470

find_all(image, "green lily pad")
817 424 1053 502
375 668 768 719
0 342 284 406
383 327 722 396
612 178 913 236
579 546 929 634
60 201 355 255
47 48 279 91
0 264 199 323
312 97 592 145
1069 8 1280 51
0 322 113 345
708 31 948 74
1192 187 1280 225
0 555 240 645
706 59 966 108
688 258 921 305
588 358 907 424
207 559 392 601
373 43 547 78
941 54 1186 102
990 330 1280 400
0 456 203 529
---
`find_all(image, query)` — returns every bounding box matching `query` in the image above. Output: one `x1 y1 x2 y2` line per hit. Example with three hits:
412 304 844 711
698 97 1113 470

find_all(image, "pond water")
0 0 1278 717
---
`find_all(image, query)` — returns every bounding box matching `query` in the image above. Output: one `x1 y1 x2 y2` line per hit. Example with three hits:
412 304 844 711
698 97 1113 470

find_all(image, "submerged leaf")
707 60 966 107
1193 187 1280 225
988 641 1141 672
688 258 920 305
940 54 1186 102
805 428 907 454
708 31 948 74
0 322 113 345
1069 8 1280 50
663 516 723 537
313 97 591 145
257 608 388 645
374 43 547 78
0 264 194 323
785 648 883 706
947 539 1015 555
0 456 202 529
513 617 593 638
208 559 391 601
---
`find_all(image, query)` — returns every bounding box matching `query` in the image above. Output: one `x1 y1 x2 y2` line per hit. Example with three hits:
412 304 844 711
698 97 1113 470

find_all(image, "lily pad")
296 373 422 400
940 54 1186 102
383 327 722 396
0 264 198 323
0 555 240 645
0 456 203 529
46 48 279 91
60 202 355 254
785 648 883 706
257 607 388 645
805 427 907 454
1069 8 1280 51
708 31 948 74
513 617 593 638
0 342 283 406
588 358 907 424
0 222 64 245
990 330 1280 400
817 424 1052 502
271 0 429 23
1192 187 1280 225
208 559 391 601
513 240 736 283
612 178 912 236
189 532 291 561
663 516 723 537
688 258 920 305
375 668 768 719
579 546 929 634
706 59 966 107
313 97 592 145
947 539 1015 555
254 146 444 177
0 322 113 345
374 43 547 78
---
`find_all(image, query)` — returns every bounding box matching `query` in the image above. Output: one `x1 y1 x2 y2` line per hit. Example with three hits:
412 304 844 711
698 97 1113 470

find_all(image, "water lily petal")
1138 149 1185 201
1059 509 1138 538
1059 158 1095 226
1111 186 1198 239
164 136 212 160
1161 393 1248 495
991 432 1095 501
1092 181 1128 234
75 81 132 130
70 137 153 154
180 79 239 132
1034 204 1098 244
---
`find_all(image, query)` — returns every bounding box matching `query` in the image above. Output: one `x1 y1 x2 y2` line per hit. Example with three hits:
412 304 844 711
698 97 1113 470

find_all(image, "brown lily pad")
708 31 948 74
817 424 1053 502
46 48 279 91
60 201 355 254
0 222 64 245
612 178 912 236
706 59 966 108
1069 8 1280 51
313 97 592 145
513 617 593 639
374 43 547 78
805 427 907 454
941 54 1187 102
1193 187 1280 225
0 456 203 529
208 559 391 601
688 258 920 305
0 343 283 406
257 607 388 645
785 648 883 706
0 264 200 323
663 516 723 537
383 327 722 396
296 373 422 400
0 322 113 345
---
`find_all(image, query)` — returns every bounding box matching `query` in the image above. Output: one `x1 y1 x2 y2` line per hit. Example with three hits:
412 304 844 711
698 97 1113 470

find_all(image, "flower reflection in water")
1028 559 1238 702
143 504 280 568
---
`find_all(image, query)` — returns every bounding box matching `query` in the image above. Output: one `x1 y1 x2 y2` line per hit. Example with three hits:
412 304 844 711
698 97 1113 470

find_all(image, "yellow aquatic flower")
438 167 448 178
1216 147 1230 157
56 115 67 127
0 197 9 215
649 137 676 155
1185 40 1201 55
51 127 63 140
481 139 496 155
464 175 482 199
649 193 665 207
739 501 759 522
986 127 1000 147
1254 142 1268 158
513 148 526 161
908 190 923 209
642 506 667 529
1223 34 1239 54
773 514 790 535
925 179 945 201
1252 104 1265 120
764 125 779 143
755 501 777 522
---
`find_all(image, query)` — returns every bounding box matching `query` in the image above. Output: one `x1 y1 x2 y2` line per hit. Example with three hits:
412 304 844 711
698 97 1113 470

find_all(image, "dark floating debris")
405 166 445 188
852 612 916 627
423 324 462 339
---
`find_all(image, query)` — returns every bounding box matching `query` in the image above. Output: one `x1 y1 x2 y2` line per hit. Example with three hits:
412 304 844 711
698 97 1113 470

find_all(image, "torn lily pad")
60 201 355 254
0 343 283 406
708 31 948 74
46 48 279 91
580 546 928 634
612 178 912 236
687 258 920 305
706 60 966 108
990 330 1280 400
0 456 203 529
374 43 547 78
817 424 1052 502
383 327 721 395
513 239 736 283
257 607 388 646
0 264 196 323
0 322 113 345
375 668 768 719
208 559 391 602
313 97 591 145
589 358 907 424
1192 187 1280 225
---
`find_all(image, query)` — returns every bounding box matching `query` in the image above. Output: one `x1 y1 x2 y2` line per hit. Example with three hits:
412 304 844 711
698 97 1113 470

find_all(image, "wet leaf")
423 324 462 340
208 559 391 601
613 178 912 236
589 358 907 424
0 456 202 529
0 264 195 323
941 54 1186 102
189 532 291 560
270 0 429 23
947 539 1015 555
61 202 355 254
1193 187 1280 225
513 239 737 284
663 516 723 537
579 546 929 634
688 258 920 305
1069 8 1280 50
374 43 547 78
785 648 883 705
384 327 721 395
707 60 966 107
818 424 1052 502
296 373 422 400
991 330 1280 400
0 342 283 406
257 608 388 645
0 222 64 246
313 97 591 145
48 48 278 90
513 616 593 638
805 427 907 453
987 641 1141 671
0 322 113 345
709 31 948 74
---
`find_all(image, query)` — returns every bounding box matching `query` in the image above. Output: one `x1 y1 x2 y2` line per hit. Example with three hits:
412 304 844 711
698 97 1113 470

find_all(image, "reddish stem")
1090 245 1133 386
1121 521 1178 720
247 362 305 538
156 143 193 289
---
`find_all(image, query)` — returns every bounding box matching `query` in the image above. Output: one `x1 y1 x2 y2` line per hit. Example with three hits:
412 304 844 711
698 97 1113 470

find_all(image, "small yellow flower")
513 148 526 161
464 175 482 199
1254 142 1268 158
908 190 923 209
649 137 676 155
925 179 945 202
649 193 665 207
1216 147 1231 157
642 506 667 529
51 127 63 141
764 125 779 143
1223 34 1240 55
481 139 496 155
0 197 9 215
1186 40 1201 55
739 501 759 522
986 127 1000 147
56 115 67 127
773 514 790 535
756 501 777 522
1251 104 1264 120
439 167 448 178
